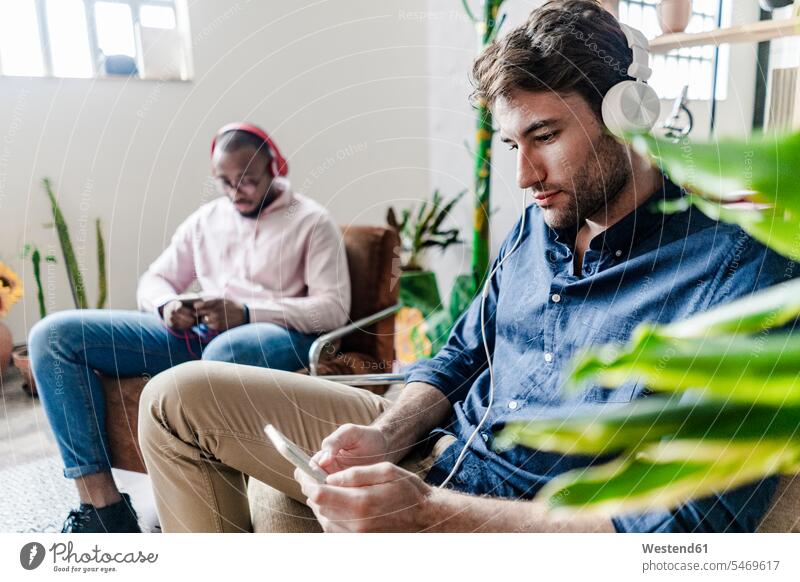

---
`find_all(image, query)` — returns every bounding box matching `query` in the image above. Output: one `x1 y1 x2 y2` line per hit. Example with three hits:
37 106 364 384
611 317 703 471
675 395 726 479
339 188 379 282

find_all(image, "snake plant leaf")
30 247 46 319
629 131 800 213
43 177 88 309
658 278 800 339
96 218 107 309
568 327 800 404
494 399 800 456
536 440 800 516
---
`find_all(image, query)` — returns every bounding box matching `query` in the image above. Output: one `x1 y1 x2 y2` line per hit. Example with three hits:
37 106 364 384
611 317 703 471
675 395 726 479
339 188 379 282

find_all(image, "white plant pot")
602 0 620 18
657 0 692 34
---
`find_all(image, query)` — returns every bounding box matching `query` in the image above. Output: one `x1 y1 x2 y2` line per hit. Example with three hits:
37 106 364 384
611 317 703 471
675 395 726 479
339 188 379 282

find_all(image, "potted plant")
11 246 54 395
0 261 24 373
494 129 800 517
13 178 107 396
387 189 466 361
657 0 692 34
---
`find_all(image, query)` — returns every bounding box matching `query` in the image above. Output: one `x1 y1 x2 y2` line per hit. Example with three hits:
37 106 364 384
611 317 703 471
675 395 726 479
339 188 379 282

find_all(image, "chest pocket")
577 306 642 403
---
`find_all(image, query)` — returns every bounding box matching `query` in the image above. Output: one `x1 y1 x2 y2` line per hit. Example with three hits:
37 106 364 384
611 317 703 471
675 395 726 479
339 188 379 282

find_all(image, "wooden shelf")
650 16 800 53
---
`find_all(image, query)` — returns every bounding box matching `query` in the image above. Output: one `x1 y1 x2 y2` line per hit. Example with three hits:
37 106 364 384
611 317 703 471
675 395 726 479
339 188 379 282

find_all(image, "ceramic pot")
0 322 12 373
12 345 37 397
657 0 692 34
602 0 620 18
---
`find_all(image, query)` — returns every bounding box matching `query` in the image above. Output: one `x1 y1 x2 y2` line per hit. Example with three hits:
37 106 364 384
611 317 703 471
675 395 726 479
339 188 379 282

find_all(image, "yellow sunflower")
0 262 24 317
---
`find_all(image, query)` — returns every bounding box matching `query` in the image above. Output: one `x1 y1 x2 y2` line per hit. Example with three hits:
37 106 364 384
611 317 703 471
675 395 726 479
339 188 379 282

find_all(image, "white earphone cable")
438 191 529 488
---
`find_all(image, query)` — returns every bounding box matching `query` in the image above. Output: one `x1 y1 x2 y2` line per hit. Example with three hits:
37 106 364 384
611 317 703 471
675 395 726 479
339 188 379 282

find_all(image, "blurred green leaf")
495 399 800 456
516 130 800 517
691 196 800 261
632 131 800 261
569 327 800 404
630 131 800 212
537 440 800 516
659 278 800 339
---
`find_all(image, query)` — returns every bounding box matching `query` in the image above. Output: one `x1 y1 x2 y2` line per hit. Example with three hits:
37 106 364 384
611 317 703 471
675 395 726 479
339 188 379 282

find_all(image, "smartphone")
170 293 204 312
264 424 328 484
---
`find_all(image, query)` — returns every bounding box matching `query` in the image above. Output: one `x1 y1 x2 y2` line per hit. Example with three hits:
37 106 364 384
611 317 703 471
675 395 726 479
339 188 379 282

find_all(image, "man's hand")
310 424 391 474
194 298 246 331
162 300 197 331
296 462 432 532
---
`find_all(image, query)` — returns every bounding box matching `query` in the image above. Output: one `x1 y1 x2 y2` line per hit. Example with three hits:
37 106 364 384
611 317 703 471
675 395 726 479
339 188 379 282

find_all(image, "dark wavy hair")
471 0 633 120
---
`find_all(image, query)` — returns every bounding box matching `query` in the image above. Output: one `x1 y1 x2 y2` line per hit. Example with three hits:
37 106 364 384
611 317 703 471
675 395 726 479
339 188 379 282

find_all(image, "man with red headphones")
28 123 350 533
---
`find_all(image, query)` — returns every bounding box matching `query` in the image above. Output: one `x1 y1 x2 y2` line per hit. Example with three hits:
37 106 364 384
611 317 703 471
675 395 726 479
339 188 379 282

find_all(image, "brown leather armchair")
102 225 401 473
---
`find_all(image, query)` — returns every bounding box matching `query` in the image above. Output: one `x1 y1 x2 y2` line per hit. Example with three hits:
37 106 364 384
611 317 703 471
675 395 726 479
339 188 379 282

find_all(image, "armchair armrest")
308 304 401 376
316 373 406 386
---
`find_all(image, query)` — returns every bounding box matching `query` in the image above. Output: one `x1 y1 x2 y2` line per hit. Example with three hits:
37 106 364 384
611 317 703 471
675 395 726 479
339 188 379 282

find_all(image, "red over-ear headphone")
210 122 289 177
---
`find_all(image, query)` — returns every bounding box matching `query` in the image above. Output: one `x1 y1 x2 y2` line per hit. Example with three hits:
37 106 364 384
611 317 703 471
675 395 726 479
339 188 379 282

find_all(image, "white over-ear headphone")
601 23 660 137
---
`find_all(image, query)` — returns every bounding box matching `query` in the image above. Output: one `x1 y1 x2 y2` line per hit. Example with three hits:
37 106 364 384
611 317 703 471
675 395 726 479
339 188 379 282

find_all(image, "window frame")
1 0 187 80
619 0 728 101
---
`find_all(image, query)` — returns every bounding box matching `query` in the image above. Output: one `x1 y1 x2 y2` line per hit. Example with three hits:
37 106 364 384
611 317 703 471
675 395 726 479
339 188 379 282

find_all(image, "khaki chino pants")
138 361 454 532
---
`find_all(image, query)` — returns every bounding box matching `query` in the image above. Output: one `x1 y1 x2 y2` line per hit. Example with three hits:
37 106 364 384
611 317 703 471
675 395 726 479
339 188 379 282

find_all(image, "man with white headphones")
29 123 350 532
139 0 796 533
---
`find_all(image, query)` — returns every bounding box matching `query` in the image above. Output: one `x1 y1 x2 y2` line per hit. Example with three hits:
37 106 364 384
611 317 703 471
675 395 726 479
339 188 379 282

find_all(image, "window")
0 0 192 80
619 0 729 100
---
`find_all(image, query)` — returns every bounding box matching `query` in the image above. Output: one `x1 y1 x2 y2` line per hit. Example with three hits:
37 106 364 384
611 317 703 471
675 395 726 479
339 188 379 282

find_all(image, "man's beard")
542 134 631 230
237 182 279 219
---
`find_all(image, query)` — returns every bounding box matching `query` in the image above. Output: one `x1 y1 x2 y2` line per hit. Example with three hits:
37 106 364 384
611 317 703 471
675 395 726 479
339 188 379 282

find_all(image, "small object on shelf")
759 0 794 12
602 0 620 18
657 0 692 34
661 85 694 141
102 54 138 77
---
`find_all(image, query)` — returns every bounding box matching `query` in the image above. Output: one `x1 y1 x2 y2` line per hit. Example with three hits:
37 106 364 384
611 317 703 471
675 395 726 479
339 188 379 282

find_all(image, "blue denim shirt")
407 175 797 532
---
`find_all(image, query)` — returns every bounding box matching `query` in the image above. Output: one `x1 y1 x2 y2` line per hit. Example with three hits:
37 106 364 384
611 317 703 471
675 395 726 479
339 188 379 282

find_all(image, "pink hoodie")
136 178 350 334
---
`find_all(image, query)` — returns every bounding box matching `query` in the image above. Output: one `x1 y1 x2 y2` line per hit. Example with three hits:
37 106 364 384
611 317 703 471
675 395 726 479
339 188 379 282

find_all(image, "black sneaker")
61 493 142 533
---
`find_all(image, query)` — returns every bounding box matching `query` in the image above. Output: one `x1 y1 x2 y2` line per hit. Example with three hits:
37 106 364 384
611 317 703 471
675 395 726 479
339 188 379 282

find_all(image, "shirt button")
508 400 518 410
551 293 561 303
544 352 554 363
615 249 623 257
481 432 490 442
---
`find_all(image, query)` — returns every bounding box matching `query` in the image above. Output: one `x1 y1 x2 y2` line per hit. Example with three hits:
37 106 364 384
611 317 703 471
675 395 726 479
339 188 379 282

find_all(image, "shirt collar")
550 173 683 255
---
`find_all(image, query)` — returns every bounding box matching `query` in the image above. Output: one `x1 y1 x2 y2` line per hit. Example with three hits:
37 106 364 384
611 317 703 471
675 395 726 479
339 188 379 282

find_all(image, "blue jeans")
28 309 318 479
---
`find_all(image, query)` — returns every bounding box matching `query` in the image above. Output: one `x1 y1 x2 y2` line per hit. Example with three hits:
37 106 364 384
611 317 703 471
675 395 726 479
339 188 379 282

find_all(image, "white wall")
0 0 429 342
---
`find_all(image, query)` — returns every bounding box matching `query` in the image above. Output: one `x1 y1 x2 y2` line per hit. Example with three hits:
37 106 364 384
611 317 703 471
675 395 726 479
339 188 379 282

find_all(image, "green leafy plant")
387 189 467 271
42 178 108 310
21 245 57 319
494 129 800 516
